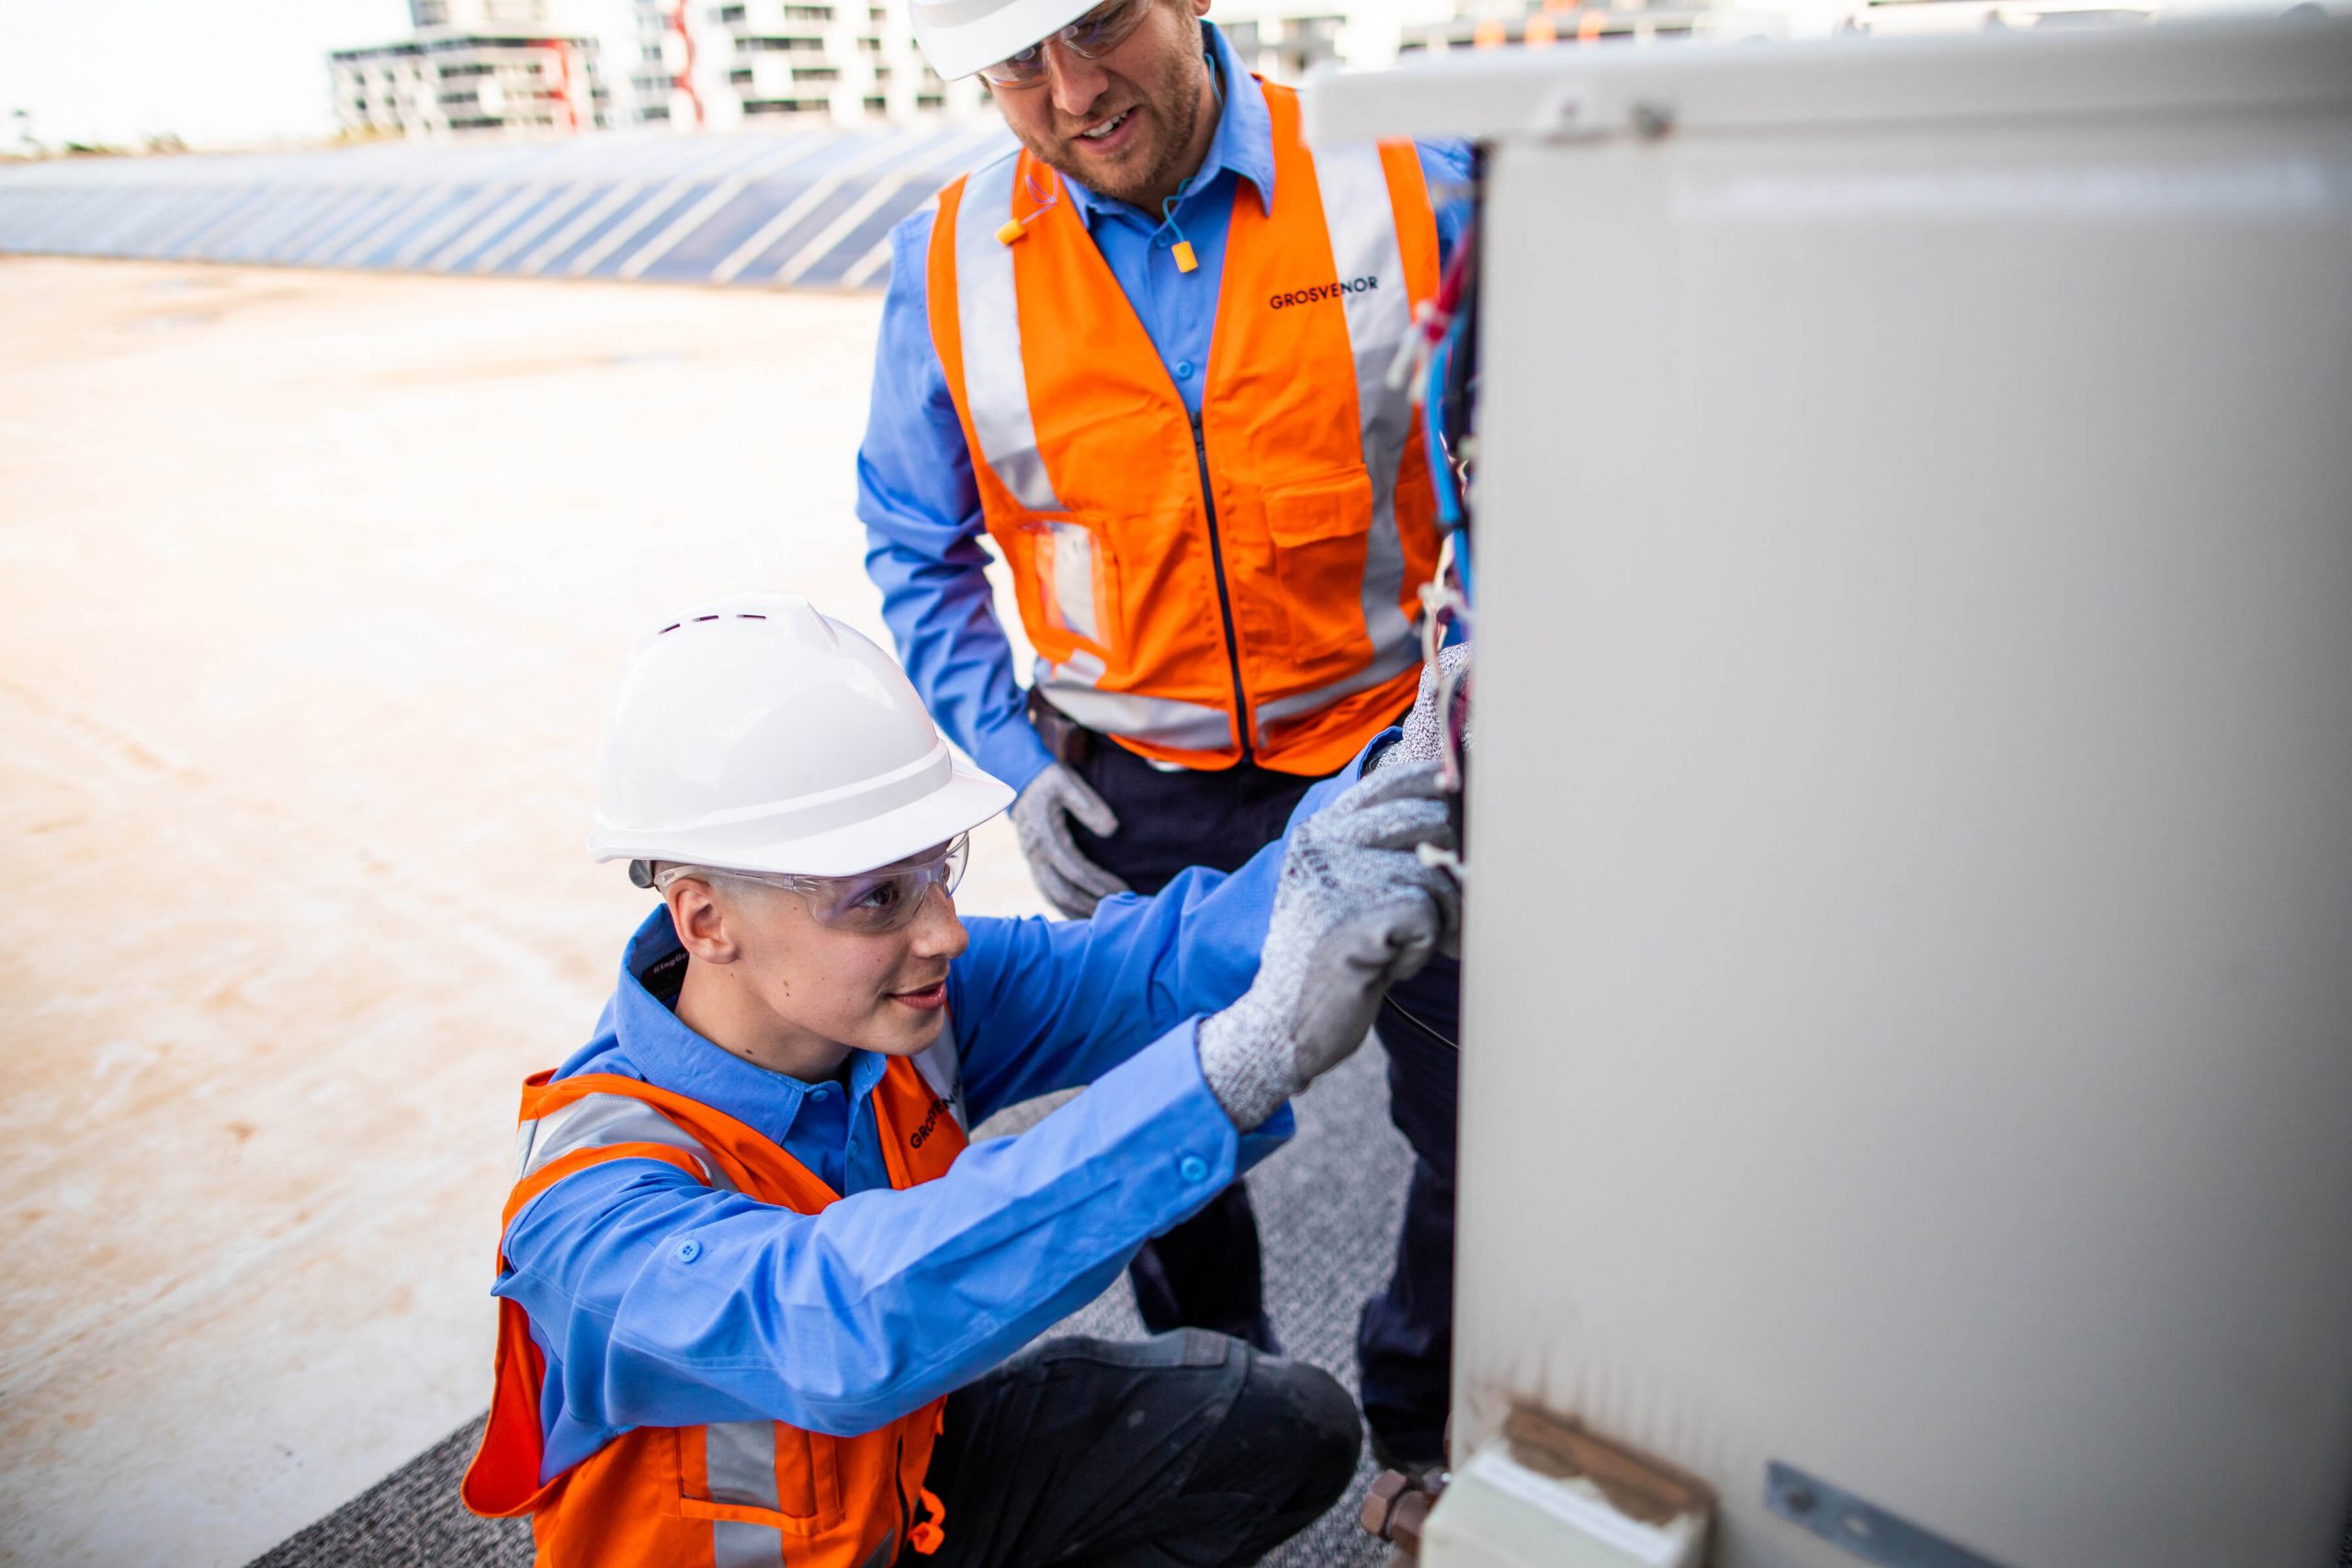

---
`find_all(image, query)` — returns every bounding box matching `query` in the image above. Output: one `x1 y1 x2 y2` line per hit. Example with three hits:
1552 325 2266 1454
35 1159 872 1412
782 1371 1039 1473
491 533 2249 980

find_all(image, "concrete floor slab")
0 257 1046 1567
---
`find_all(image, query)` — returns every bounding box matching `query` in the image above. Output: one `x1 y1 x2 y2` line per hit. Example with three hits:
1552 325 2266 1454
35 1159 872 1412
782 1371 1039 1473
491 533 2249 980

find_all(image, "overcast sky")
0 1 634 150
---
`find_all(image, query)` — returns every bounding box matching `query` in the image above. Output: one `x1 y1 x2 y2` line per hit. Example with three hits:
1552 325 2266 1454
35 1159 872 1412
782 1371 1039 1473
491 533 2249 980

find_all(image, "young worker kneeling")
461 592 1459 1567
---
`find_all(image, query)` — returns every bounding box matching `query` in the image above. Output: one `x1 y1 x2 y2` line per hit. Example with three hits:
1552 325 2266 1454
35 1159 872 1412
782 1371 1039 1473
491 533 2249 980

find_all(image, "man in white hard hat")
460 593 1460 1567
856 0 1474 1442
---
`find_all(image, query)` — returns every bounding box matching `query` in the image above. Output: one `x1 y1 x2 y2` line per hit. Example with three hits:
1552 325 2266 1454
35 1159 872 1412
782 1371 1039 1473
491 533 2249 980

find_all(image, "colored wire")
1421 303 1476 605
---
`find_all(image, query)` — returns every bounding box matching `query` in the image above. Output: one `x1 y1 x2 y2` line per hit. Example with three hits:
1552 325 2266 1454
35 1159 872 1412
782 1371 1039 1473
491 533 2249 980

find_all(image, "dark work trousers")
1359 955 1461 1472
908 1330 1363 1568
1068 735 1329 1353
1066 726 1463 1469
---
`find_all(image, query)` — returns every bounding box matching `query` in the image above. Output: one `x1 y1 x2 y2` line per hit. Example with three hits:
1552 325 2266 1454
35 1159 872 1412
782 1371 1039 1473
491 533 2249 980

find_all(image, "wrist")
1194 1004 1291 1133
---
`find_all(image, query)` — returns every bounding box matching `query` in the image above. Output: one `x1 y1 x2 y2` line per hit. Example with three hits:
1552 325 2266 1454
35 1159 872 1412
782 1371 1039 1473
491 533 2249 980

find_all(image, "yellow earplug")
1172 240 1198 274
995 218 1026 246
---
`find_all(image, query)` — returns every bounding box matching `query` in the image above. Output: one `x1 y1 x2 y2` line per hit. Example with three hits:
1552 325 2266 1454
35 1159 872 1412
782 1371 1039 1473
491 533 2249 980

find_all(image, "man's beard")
1021 39 1206 210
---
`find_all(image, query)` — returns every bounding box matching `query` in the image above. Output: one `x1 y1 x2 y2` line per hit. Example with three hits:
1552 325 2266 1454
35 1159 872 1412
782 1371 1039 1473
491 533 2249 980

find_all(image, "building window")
714 4 748 20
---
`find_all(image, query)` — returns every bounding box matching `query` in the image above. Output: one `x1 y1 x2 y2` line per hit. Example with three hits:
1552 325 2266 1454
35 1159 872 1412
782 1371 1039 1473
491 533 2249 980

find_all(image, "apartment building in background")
331 0 618 138
338 0 2142 141
628 0 988 129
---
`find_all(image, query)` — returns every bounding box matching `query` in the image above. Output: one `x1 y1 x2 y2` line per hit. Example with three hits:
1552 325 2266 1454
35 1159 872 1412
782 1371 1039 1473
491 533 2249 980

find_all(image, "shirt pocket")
677 1421 845 1538
1263 471 1374 663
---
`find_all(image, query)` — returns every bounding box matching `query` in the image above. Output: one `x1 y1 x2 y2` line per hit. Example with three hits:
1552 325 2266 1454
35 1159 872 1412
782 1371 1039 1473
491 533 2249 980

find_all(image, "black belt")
1025 686 1094 768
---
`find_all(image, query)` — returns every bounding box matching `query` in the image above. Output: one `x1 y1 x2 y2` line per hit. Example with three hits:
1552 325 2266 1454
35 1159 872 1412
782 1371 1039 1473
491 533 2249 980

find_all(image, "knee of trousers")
1231 1354 1363 1507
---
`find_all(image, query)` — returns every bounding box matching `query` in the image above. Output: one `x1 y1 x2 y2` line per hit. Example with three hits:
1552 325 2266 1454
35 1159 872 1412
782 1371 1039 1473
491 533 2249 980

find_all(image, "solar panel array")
0 125 1014 290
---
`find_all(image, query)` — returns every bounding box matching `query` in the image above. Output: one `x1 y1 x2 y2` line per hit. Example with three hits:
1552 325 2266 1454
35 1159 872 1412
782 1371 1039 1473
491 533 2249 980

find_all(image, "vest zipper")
894 1430 910 1547
1189 411 1253 760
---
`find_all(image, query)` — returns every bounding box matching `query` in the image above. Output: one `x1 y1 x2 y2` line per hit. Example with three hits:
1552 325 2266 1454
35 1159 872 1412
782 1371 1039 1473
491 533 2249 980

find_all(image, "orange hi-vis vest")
927 79 1444 776
461 1055 968 1568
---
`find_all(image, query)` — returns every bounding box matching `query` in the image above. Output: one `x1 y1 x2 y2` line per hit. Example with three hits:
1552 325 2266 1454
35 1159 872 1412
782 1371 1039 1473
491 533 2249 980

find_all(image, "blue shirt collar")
1060 20 1274 231
606 906 889 1158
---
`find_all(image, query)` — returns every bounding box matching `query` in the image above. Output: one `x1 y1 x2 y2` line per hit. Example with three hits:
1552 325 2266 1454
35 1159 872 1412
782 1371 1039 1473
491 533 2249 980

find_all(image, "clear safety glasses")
979 0 1153 87
656 835 970 935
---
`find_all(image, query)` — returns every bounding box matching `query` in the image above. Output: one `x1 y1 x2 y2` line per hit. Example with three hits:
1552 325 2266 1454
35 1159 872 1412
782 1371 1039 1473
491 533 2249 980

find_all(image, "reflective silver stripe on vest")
707 1421 787 1568
514 1092 738 1192
1035 651 1237 754
953 152 1062 514
711 1520 783 1568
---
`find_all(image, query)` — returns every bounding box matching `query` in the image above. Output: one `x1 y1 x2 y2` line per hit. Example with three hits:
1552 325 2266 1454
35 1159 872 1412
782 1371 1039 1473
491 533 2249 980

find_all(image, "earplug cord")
1157 44 1225 274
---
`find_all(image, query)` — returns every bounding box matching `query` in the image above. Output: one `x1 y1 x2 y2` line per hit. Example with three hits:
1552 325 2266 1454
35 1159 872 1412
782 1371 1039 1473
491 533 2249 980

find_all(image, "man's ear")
664 878 741 964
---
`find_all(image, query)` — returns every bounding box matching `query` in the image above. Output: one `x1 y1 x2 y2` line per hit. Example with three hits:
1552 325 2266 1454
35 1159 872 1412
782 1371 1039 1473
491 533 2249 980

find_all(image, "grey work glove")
1196 762 1461 1131
1377 641 1473 772
1011 761 1129 918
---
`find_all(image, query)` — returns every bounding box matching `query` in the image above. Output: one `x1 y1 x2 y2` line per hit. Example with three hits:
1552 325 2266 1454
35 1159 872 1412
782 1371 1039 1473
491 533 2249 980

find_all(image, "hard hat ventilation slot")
656 611 771 637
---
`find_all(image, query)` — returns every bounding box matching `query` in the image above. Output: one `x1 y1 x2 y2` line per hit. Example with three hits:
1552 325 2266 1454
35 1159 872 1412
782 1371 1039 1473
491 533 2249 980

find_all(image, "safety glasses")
659 836 970 935
979 0 1154 87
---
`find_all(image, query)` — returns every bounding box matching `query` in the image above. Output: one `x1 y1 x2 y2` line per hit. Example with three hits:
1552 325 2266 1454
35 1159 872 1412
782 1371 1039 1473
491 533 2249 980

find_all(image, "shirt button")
1178 1155 1209 1183
1176 360 1194 378
675 1239 702 1263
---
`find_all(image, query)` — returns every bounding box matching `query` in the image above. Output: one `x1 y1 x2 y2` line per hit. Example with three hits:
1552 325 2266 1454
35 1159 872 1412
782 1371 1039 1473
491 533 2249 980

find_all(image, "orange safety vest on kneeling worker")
927 80 1443 776
461 1057 967 1568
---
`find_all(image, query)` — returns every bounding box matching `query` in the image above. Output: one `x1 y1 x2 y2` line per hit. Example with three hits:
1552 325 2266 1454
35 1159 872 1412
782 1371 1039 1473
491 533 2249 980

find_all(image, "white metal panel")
1316 19 2352 1568
1304 18 2352 146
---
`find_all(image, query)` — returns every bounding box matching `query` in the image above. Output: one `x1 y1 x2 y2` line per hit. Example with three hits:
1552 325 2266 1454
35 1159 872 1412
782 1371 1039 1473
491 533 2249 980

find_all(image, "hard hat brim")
589 760 1014 879
910 0 1099 81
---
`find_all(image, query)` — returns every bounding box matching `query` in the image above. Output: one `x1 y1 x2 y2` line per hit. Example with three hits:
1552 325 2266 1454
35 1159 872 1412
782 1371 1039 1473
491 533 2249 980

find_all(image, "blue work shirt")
495 754 1375 1474
857 21 1472 795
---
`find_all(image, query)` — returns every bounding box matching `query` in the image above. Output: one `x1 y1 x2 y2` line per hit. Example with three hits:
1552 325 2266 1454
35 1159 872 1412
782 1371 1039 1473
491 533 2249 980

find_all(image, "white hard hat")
910 0 1095 81
587 592 1013 878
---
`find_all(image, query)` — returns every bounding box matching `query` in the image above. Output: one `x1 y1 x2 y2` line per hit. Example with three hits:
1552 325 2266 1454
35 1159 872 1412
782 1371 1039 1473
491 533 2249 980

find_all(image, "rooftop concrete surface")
0 256 1049 1567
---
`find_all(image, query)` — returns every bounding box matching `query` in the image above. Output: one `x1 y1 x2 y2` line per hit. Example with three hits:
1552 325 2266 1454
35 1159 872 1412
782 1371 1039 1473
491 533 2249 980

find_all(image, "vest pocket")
680 1420 844 1535
1265 472 1375 661
1019 513 1119 658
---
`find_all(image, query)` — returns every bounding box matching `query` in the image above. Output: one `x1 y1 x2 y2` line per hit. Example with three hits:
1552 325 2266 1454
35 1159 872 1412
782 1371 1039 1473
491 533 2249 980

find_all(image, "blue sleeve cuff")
975 716 1055 795
1064 1020 1299 1198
